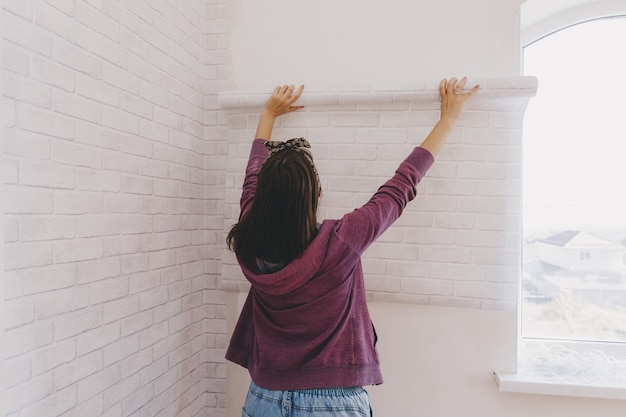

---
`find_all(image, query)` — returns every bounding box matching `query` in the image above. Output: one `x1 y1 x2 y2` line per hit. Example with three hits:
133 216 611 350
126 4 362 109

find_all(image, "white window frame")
0 22 5 415
496 0 626 400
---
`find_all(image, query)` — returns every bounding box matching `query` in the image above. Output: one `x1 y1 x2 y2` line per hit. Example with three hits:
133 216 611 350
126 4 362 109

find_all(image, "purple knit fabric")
226 139 434 390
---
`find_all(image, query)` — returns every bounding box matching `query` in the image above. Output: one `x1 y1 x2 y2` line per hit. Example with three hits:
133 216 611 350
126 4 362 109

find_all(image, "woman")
227 78 479 416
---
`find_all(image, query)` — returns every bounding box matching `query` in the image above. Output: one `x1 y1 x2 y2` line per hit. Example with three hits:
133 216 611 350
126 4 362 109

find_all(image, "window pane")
522 18 626 343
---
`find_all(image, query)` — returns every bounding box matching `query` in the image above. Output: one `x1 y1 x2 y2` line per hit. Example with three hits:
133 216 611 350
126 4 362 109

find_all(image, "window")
519 14 626 390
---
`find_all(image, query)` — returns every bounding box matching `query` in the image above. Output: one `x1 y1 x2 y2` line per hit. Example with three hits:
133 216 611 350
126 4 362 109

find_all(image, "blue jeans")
242 381 373 417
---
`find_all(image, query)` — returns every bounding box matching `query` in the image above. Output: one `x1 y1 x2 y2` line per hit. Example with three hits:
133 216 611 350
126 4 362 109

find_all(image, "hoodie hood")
238 220 335 296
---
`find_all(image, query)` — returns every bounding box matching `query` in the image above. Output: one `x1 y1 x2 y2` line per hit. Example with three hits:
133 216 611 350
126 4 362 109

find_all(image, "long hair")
227 148 321 266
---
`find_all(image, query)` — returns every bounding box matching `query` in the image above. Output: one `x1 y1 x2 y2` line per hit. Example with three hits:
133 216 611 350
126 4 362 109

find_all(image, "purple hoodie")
225 139 434 390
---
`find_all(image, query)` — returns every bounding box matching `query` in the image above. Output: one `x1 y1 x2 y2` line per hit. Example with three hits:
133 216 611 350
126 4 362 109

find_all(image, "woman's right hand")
255 84 304 141
438 77 479 124
262 84 305 118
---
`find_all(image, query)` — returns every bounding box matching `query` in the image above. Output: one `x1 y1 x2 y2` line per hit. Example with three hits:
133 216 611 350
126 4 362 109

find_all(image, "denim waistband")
245 381 372 417
250 380 365 398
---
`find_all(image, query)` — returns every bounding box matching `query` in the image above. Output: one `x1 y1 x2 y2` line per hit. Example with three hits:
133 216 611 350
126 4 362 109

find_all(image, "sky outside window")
523 17 626 234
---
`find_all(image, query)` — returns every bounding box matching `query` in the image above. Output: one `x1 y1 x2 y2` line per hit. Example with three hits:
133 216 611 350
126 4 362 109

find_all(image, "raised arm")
336 76 479 253
255 84 305 140
418 77 479 157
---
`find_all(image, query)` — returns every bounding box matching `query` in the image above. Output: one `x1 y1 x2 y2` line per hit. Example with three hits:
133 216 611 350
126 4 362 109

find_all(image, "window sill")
495 372 626 401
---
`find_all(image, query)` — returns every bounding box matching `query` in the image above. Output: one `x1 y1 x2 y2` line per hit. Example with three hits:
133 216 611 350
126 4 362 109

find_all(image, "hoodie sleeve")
239 139 269 218
335 146 435 254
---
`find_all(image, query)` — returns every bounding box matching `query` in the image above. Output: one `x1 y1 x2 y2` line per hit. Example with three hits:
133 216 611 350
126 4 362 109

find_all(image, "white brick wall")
220 79 536 312
3 1 229 417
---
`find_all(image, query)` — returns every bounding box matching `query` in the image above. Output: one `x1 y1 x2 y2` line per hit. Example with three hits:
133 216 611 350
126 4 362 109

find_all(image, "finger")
455 77 468 91
439 79 447 99
293 84 304 99
288 84 304 104
464 84 480 98
275 85 287 98
287 105 305 113
447 77 458 95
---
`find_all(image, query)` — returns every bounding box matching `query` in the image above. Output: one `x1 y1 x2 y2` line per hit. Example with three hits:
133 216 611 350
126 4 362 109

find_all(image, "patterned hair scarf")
264 137 321 196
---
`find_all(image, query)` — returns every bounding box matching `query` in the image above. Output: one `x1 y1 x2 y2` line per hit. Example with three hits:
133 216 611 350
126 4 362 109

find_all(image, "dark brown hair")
227 149 320 266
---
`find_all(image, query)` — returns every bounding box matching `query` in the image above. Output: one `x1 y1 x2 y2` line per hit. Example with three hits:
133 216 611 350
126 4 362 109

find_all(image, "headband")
265 137 312 156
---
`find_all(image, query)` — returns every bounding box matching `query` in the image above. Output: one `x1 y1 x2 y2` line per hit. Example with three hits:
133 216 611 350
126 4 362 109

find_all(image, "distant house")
535 230 624 275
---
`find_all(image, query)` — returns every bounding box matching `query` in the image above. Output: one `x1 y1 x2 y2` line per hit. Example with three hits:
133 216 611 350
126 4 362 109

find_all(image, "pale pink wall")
228 0 524 89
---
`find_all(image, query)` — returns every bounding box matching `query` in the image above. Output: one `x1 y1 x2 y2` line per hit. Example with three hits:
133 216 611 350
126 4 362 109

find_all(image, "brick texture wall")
3 1 228 416
220 78 536 312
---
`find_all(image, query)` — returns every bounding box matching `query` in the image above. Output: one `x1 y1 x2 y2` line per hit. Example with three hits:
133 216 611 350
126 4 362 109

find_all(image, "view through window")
522 17 626 345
